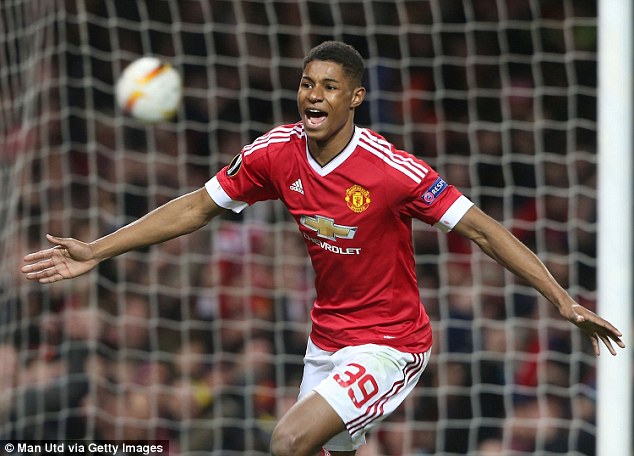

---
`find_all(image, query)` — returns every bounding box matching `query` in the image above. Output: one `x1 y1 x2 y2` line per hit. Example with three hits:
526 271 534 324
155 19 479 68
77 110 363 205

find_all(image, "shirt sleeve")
205 140 281 213
399 162 474 231
433 194 474 232
205 175 249 213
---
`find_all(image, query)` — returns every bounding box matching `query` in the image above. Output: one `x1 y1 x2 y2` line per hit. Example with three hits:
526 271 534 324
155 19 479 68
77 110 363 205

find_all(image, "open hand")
560 303 625 356
22 234 99 283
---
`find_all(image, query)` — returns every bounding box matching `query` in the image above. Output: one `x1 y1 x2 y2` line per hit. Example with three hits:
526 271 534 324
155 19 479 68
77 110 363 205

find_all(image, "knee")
270 424 310 456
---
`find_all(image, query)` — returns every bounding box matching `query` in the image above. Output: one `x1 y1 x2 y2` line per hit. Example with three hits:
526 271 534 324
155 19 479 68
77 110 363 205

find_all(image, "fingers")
22 247 65 268
46 233 67 246
573 308 625 356
600 336 617 356
22 258 54 279
601 330 625 354
21 253 56 275
600 333 619 356
22 264 64 283
22 245 67 283
22 234 66 263
23 247 57 262
590 326 624 357
590 336 601 357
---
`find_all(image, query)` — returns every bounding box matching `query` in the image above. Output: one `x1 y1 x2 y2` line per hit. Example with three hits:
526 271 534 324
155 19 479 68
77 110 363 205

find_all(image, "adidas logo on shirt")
290 178 304 195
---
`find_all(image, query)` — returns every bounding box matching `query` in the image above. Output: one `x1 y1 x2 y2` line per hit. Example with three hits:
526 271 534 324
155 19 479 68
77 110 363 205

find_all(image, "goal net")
1 0 602 454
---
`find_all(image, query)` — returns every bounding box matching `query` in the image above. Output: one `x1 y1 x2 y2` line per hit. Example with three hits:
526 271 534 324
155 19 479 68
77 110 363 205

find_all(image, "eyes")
300 80 340 92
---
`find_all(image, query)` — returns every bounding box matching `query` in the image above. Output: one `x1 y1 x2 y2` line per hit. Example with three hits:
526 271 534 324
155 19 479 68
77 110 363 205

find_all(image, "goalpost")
597 0 633 455
1 0 626 454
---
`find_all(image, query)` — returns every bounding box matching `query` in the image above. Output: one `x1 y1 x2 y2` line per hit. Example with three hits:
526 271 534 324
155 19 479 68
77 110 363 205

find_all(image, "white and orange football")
115 56 182 123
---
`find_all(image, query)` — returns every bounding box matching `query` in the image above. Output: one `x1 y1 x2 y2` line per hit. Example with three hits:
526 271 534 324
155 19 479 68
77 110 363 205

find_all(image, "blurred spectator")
3 0 604 453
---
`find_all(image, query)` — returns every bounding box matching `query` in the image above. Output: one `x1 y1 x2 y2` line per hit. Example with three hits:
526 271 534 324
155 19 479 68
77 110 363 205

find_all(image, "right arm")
22 187 225 283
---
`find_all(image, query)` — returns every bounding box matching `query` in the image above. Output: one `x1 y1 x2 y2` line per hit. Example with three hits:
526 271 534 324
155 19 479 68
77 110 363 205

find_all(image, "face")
297 60 365 151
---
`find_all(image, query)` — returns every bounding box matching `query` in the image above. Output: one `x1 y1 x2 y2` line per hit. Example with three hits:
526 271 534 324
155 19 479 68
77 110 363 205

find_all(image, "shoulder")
243 122 305 159
355 127 432 186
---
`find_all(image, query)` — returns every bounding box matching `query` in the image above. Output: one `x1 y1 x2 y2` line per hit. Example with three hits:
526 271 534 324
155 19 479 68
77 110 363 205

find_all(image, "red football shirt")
206 122 473 353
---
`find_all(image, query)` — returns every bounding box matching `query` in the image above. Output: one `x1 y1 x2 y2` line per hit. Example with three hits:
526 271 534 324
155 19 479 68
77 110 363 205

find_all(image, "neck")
308 125 356 166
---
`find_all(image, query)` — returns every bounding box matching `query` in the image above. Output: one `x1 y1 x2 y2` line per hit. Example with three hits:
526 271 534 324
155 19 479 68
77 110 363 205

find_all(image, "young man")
22 41 624 456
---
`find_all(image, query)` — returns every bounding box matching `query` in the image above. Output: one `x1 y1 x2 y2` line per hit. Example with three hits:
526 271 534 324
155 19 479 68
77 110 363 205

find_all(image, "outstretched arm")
452 205 625 356
22 187 225 283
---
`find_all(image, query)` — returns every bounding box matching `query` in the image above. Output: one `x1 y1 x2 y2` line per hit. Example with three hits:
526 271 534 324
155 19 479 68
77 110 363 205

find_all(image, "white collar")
306 126 361 176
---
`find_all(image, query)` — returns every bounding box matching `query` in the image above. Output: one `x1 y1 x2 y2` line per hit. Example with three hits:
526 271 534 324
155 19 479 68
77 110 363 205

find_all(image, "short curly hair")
303 41 365 87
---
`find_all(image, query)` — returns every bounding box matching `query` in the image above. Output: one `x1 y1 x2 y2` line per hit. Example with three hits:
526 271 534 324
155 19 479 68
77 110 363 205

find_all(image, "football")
115 57 182 123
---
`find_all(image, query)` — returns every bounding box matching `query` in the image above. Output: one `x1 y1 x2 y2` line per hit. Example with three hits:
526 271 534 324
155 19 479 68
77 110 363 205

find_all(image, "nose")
308 86 323 102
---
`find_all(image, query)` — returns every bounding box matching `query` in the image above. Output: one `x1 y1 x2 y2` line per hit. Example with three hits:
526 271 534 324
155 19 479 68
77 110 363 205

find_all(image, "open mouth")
305 108 328 127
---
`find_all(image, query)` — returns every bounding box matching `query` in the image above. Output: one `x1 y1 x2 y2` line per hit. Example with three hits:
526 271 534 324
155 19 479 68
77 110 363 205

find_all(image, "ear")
350 86 366 109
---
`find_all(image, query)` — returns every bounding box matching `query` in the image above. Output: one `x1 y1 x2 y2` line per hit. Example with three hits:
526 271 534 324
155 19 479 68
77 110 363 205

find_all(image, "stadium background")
0 0 606 454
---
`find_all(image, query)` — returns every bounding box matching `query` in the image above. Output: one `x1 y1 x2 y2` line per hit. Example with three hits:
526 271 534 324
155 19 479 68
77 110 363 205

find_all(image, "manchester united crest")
345 185 371 213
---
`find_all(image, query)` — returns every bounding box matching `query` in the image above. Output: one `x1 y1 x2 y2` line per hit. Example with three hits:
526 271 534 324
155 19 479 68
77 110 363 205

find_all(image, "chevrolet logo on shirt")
300 215 357 241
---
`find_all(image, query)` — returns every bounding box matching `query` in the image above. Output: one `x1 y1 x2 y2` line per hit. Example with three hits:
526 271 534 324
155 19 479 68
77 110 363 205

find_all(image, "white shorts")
298 337 431 452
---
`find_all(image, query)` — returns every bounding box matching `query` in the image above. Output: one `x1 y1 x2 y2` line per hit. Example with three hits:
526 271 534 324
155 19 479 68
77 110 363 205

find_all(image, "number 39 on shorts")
333 363 379 408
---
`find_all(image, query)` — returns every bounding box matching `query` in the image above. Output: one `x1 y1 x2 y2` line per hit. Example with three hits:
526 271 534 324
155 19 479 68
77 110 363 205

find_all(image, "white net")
1 0 601 454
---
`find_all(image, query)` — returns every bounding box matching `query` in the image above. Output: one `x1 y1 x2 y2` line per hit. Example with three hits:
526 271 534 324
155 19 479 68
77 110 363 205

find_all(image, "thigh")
298 337 335 400
296 338 359 452
296 341 431 453
316 344 430 443
275 390 348 454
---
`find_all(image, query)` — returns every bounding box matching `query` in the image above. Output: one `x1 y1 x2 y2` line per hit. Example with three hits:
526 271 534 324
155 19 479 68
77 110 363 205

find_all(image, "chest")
276 154 396 243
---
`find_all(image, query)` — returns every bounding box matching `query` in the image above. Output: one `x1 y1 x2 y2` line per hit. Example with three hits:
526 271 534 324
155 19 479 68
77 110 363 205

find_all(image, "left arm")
452 205 624 356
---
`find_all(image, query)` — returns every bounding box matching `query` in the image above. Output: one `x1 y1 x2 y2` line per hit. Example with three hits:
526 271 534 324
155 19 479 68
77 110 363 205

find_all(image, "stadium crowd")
2 0 603 454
